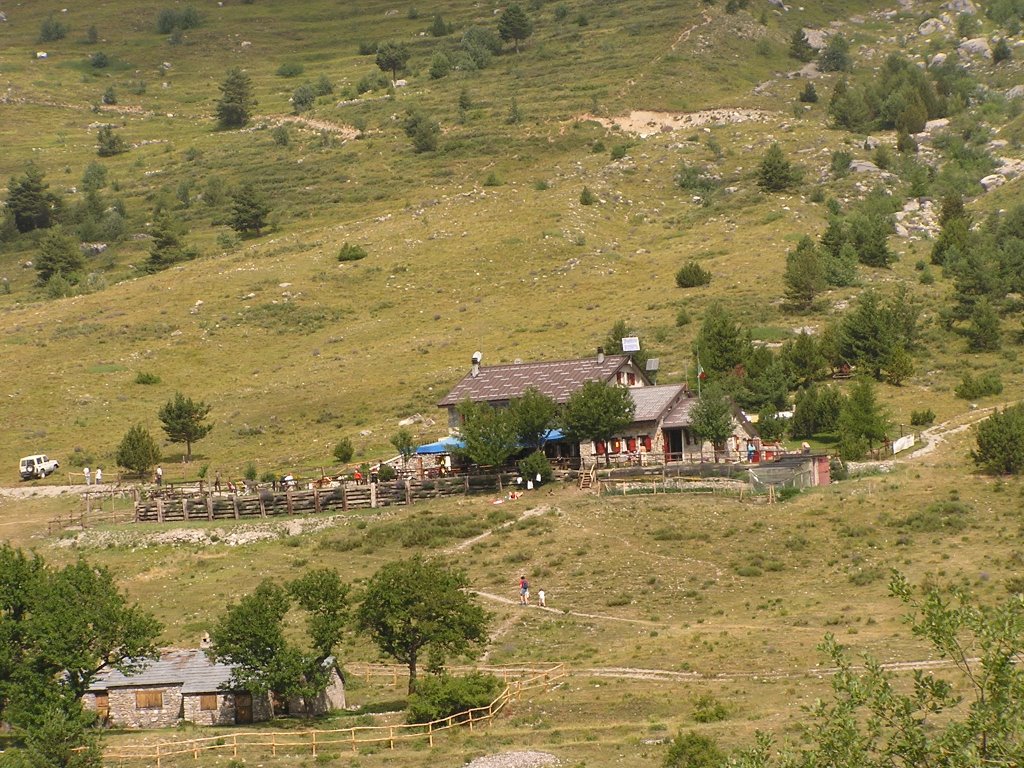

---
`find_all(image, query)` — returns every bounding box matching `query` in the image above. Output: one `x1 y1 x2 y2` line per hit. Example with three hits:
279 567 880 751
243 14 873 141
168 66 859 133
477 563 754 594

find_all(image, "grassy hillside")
13 0 1014 480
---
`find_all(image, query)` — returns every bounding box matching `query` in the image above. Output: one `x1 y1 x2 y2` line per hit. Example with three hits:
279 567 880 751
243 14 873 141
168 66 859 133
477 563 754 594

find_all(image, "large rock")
928 52 948 68
944 0 977 13
918 18 945 35
958 37 991 59
803 28 828 49
1007 84 1024 100
980 174 1006 191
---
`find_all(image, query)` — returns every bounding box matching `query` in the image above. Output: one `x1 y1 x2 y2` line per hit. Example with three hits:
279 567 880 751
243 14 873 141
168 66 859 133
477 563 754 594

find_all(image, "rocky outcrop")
958 37 992 59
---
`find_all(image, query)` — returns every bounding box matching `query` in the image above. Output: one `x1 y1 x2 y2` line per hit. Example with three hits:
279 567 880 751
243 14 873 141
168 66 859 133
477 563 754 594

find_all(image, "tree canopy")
229 182 271 235
508 387 559 453
498 3 533 52
209 570 349 715
689 386 735 456
6 163 61 233
562 381 635 466
376 41 410 83
356 557 489 693
456 400 519 485
115 424 162 474
158 391 213 461
972 404 1024 475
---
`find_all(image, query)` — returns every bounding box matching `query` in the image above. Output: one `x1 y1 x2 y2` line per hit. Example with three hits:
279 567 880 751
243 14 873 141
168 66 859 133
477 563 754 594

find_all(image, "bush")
579 186 598 205
337 243 367 262
664 731 724 768
910 408 935 426
692 694 728 723
799 82 818 103
277 61 305 78
39 16 69 42
244 463 258 482
518 451 553 483
377 464 397 482
675 261 712 288
271 125 289 146
90 52 109 68
97 125 128 157
156 6 200 34
972 404 1024 475
116 425 162 474
675 306 692 326
357 40 378 55
954 371 1003 400
292 83 316 113
610 144 629 160
333 438 354 463
135 371 161 385
101 86 117 105
897 501 970 533
406 673 503 723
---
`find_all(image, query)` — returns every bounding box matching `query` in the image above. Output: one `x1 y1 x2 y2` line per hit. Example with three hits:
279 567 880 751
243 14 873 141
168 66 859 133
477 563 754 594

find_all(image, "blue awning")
543 429 565 442
415 436 466 455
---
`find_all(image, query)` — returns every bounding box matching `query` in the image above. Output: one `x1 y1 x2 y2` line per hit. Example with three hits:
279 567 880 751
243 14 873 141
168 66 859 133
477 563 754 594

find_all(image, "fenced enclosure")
100 664 565 767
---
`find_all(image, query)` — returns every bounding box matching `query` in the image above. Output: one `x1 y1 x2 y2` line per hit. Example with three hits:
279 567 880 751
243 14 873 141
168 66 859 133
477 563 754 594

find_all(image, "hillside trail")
615 9 713 102
257 114 360 139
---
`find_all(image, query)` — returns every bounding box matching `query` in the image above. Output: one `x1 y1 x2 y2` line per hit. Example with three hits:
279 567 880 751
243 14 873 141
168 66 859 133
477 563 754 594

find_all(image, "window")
199 694 218 711
627 373 636 386
135 690 164 709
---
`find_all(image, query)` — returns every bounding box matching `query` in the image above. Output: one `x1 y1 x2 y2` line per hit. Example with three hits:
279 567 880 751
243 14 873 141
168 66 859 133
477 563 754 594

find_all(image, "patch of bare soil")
259 114 360 139
577 108 772 138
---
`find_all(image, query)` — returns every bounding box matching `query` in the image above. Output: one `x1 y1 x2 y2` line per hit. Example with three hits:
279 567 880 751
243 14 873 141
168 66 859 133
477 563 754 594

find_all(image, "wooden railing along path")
101 664 565 767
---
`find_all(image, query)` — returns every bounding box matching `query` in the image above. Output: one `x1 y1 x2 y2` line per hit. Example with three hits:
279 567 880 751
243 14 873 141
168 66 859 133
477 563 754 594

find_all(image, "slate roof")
437 354 642 407
661 396 700 428
629 385 686 422
89 649 238 694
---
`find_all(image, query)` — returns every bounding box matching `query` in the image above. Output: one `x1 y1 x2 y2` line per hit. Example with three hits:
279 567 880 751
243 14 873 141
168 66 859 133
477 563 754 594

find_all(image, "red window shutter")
627 437 637 452
643 435 652 451
596 440 606 455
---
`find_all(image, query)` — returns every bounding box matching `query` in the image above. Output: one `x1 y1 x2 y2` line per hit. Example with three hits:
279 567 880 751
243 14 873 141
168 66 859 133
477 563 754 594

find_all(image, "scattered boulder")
1007 84 1024 100
943 0 977 13
980 174 1006 191
928 52 948 68
850 160 882 173
80 242 108 255
802 28 828 49
918 18 944 36
398 414 424 427
958 37 991 59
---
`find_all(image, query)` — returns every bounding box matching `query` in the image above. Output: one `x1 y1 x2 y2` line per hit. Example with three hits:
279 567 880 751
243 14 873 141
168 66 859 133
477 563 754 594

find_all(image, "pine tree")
375 42 410 83
498 4 533 53
229 183 271 235
966 298 1001 352
96 125 128 157
158 391 213 461
115 424 162 474
789 28 815 62
838 378 888 459
216 68 256 128
145 212 197 273
783 236 826 311
757 143 800 192
6 163 61 233
35 228 84 285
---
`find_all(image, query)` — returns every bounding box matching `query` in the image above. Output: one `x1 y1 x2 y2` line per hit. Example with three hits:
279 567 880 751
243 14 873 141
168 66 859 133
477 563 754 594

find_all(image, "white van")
19 454 59 480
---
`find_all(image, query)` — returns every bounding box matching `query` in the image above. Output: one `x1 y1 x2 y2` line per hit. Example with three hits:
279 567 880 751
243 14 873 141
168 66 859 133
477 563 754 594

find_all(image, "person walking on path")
83 467 91 486
155 466 163 486
519 575 530 605
95 467 102 485
538 589 546 608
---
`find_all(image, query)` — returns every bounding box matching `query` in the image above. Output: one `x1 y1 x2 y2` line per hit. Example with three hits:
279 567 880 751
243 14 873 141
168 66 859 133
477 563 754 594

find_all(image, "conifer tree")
216 68 256 128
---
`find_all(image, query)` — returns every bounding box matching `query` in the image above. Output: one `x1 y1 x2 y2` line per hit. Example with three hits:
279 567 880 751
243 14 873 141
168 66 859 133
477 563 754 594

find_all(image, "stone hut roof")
629 384 687 422
89 649 238 694
438 353 644 407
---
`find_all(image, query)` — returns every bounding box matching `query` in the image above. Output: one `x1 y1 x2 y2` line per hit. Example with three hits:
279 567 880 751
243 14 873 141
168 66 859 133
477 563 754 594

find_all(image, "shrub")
675 261 712 288
39 16 69 42
292 83 316 113
830 149 852 178
116 424 162 474
910 408 935 426
244 463 258 482
333 438 354 463
337 243 368 262
665 732 724 768
675 306 692 326
313 75 334 96
135 371 161 385
579 186 598 205
90 52 109 68
357 40 378 55
271 126 289 146
101 86 117 105
518 451 553 483
898 501 971 533
277 61 305 78
156 6 200 34
610 144 629 160
406 673 503 724
972 404 1024 475
377 464 397 482
692 694 728 723
799 82 818 103
993 38 1013 64
954 371 1003 400
97 125 128 157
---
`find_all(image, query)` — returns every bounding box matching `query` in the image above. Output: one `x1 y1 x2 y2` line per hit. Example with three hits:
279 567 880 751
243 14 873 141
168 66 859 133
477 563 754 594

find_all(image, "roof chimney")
200 632 211 649
597 347 605 364
470 351 482 378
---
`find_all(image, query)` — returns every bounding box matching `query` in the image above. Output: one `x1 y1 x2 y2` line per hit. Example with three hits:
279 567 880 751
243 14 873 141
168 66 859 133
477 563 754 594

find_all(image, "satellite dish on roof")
621 336 640 352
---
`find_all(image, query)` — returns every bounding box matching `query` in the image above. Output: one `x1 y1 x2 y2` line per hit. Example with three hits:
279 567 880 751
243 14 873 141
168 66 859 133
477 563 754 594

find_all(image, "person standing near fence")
83 466 90 485
155 466 163 486
95 467 102 485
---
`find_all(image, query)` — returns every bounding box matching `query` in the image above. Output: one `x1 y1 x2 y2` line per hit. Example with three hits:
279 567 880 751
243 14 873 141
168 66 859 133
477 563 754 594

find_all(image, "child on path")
95 467 102 485
538 589 546 608
519 576 530 605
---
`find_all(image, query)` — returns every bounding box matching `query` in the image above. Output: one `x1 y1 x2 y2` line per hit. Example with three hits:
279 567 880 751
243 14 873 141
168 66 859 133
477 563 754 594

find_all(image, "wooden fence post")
428 720 433 747
232 493 240 520
272 733 277 757
311 730 317 756
233 734 238 758
389 726 395 750
156 742 161 768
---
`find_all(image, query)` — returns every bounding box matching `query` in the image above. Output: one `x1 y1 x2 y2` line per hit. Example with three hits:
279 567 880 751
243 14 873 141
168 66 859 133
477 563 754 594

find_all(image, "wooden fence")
101 664 565 767
132 475 516 524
